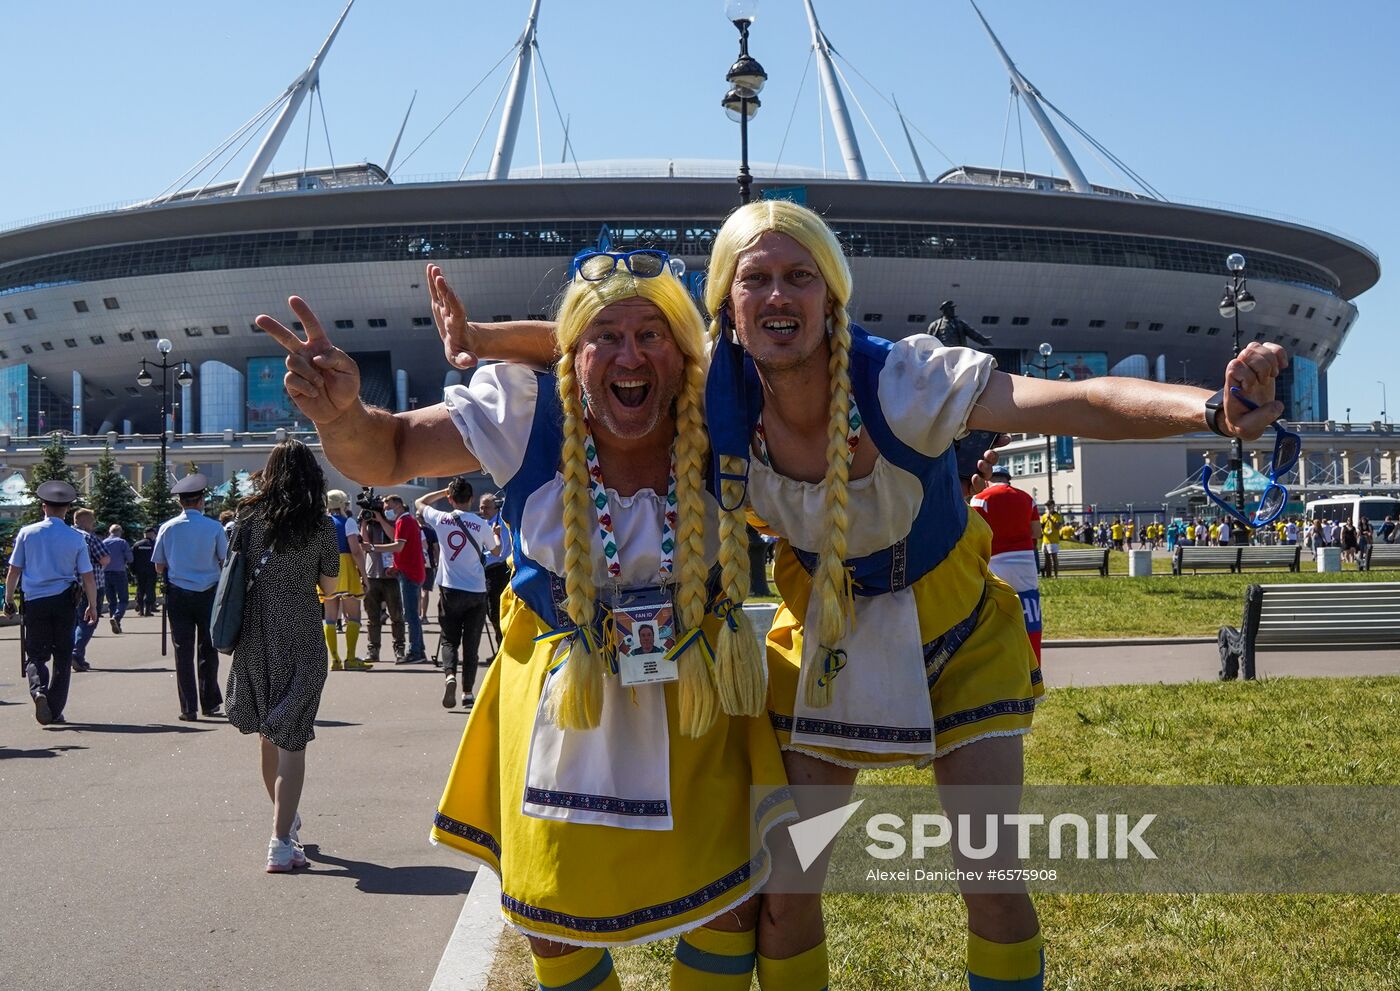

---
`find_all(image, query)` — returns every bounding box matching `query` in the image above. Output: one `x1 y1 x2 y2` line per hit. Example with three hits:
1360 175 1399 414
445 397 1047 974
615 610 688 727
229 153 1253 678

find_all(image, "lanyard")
752 397 864 469
581 416 677 583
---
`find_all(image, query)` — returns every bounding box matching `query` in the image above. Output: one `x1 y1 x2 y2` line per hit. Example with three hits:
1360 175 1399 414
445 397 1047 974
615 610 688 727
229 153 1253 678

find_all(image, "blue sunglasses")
570 249 672 282
1199 388 1302 528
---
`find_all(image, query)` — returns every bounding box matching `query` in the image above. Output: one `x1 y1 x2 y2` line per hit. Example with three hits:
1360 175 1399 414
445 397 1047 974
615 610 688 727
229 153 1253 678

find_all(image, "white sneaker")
266 837 298 873
442 675 457 709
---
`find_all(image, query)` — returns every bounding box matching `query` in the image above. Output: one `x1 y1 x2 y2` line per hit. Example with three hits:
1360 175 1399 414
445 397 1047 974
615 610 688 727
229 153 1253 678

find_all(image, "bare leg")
757 751 858 959
272 746 307 840
260 736 278 803
934 734 1040 943
705 895 759 933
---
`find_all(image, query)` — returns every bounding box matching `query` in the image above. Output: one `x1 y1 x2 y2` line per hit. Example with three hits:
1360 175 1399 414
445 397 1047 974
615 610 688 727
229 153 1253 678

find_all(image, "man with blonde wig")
323 489 369 670
700 198 1289 990
258 252 790 991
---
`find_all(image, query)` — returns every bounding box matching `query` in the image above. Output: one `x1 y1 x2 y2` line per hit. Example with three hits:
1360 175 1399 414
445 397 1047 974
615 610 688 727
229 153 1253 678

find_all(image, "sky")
2 0 1396 418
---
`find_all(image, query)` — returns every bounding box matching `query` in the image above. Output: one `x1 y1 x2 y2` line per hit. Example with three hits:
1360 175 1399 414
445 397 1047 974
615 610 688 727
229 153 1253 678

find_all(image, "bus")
1303 495 1400 529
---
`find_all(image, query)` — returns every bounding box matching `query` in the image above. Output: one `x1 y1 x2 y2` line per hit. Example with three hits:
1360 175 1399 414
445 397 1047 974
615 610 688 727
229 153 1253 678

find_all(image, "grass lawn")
1041 568 1400 639
487 677 1400 990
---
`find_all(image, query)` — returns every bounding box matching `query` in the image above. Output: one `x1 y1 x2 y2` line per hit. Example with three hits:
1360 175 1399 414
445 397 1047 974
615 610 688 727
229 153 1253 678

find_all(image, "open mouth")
610 379 651 408
760 317 800 338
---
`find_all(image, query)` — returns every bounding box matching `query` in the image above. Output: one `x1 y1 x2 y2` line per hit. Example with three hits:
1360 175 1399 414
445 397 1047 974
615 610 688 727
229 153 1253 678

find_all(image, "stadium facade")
0 0 1382 504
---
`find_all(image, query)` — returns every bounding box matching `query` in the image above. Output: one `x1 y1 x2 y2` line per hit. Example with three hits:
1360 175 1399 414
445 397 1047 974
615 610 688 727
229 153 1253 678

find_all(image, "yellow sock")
757 940 827 990
344 621 361 660
533 947 620 990
966 929 1044 990
671 926 756 989
323 621 340 661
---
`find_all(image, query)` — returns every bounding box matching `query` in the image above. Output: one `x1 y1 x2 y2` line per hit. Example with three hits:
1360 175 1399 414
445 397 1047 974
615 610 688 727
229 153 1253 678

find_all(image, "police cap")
171 473 209 496
36 480 78 505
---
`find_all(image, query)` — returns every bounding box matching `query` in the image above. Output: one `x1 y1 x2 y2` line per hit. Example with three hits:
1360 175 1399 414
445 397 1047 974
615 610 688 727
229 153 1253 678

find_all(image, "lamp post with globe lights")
1025 342 1072 507
1218 253 1257 542
722 0 766 205
137 338 193 500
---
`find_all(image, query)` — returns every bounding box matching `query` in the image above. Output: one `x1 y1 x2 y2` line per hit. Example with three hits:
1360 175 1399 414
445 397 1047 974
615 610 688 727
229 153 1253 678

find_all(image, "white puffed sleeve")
875 335 996 457
442 363 540 486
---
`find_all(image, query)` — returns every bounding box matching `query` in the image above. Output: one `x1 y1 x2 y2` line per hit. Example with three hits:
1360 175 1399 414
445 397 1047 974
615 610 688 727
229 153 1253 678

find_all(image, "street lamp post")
1379 380 1389 425
1218 253 1256 544
1025 341 1072 506
722 0 766 205
137 338 194 505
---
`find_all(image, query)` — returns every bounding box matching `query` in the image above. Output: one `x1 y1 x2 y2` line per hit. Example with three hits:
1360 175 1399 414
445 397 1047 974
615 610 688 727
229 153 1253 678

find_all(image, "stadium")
0 0 1384 505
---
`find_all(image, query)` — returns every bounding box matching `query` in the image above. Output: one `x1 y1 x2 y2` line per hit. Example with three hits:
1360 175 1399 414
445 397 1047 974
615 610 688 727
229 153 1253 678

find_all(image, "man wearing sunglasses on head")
257 251 792 991
435 203 1291 991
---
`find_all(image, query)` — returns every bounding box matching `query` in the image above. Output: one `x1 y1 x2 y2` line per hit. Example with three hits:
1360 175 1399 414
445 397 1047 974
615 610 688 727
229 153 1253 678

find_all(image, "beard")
582 378 681 441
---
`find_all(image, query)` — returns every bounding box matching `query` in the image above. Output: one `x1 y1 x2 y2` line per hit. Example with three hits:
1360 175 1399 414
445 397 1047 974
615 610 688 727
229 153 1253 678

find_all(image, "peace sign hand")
427 264 479 370
255 296 362 427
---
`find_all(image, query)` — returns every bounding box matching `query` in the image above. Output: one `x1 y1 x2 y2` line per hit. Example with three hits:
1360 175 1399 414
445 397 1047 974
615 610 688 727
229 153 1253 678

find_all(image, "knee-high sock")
967 930 1044 990
671 926 756 989
533 947 621 991
344 620 360 660
323 621 340 661
757 941 828 991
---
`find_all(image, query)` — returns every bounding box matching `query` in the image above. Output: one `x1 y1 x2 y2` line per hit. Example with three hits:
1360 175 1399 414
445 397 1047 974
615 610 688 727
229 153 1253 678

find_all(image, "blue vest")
706 324 968 596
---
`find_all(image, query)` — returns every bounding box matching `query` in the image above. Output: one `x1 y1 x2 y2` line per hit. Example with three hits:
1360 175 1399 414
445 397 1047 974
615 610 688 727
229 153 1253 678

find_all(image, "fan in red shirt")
371 494 428 663
970 468 1043 660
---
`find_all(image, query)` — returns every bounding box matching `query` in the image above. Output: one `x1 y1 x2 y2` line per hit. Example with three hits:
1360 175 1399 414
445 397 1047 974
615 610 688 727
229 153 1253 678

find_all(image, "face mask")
384 509 397 521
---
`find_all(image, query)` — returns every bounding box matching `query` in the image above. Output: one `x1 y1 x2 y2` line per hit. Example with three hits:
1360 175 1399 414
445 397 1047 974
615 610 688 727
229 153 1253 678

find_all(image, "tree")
89 444 143 537
21 432 80 525
142 464 177 529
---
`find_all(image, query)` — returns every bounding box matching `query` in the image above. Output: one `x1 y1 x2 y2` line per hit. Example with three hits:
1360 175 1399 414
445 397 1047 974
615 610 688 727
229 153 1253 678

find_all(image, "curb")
429 869 505 991
1043 636 1216 648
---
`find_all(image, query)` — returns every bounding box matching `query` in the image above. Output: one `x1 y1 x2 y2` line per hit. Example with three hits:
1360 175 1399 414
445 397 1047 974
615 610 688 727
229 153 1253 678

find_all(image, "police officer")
4 481 99 725
131 525 159 616
153 473 228 721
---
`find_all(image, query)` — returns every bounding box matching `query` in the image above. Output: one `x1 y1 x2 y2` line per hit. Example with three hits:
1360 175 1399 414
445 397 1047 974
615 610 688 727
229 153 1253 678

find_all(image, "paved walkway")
5 612 1398 991
1 609 491 991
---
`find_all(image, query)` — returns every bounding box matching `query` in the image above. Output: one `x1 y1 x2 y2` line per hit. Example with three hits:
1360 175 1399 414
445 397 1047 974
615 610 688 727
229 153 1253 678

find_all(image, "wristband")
1203 388 1231 437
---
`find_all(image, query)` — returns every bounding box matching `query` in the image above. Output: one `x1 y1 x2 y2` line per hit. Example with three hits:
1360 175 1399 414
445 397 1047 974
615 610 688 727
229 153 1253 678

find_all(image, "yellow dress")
431 364 793 947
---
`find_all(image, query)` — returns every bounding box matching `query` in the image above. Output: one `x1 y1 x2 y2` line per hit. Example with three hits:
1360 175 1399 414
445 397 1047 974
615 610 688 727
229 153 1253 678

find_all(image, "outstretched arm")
257 296 481 485
427 264 558 370
967 342 1288 441
415 487 450 513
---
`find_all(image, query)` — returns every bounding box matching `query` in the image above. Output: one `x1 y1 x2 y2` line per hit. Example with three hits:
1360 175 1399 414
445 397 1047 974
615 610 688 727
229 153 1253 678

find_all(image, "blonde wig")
546 263 725 738
706 200 856 708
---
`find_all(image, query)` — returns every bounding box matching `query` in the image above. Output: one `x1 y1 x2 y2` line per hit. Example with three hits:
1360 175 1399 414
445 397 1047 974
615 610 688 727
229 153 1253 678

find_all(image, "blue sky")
2 0 1395 418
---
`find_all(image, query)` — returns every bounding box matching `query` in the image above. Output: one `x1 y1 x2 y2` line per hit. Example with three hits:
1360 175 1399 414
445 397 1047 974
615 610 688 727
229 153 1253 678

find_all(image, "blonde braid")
805 312 854 708
671 358 720 737
708 315 767 720
543 351 606 730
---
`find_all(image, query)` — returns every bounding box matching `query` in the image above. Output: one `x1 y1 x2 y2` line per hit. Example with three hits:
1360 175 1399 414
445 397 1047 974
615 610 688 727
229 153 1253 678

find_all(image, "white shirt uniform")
421 506 499 593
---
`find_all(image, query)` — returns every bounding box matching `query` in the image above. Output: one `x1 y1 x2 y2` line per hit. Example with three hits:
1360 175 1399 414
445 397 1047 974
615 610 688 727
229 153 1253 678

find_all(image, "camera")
355 486 384 521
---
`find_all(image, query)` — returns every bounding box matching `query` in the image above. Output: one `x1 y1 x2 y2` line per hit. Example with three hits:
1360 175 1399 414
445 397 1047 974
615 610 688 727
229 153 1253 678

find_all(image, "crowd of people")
9 198 1293 990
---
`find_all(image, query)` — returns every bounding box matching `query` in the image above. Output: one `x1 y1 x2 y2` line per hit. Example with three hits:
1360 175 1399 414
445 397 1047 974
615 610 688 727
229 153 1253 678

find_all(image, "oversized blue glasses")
1200 388 1302 528
571 249 671 282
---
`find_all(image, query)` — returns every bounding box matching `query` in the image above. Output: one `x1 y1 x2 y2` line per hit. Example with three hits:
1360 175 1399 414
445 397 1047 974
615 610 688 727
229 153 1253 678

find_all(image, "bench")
1218 582 1400 679
1237 545 1301 572
1360 543 1400 571
1172 546 1242 574
1045 547 1109 576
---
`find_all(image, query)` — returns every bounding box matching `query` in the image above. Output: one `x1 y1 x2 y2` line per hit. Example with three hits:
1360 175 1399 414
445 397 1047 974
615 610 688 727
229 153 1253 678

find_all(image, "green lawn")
489 677 1400 989
1041 568 1400 639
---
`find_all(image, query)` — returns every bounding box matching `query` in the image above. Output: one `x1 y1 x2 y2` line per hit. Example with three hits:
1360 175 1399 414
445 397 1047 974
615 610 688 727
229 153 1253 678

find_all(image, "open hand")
427 264 479 370
256 296 363 426
1220 342 1289 439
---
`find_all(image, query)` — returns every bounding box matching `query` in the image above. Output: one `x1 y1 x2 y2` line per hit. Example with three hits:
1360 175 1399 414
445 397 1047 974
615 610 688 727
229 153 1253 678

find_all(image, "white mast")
487 0 542 181
233 0 355 197
802 0 866 180
383 91 417 175
893 95 928 183
969 0 1091 193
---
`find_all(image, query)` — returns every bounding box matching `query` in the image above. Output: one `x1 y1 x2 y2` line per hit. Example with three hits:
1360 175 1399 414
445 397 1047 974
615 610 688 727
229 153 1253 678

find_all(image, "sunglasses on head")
572 249 672 282
1200 388 1302 528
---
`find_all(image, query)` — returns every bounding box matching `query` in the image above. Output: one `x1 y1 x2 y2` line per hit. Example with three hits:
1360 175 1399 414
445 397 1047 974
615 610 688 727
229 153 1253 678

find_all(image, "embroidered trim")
753 397 863 468
768 711 933 744
432 811 502 858
524 787 668 818
582 416 676 581
924 595 984 688
934 697 1037 736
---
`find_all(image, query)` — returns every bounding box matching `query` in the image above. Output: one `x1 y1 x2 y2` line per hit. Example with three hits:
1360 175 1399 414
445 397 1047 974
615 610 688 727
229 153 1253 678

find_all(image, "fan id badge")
612 585 678 687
